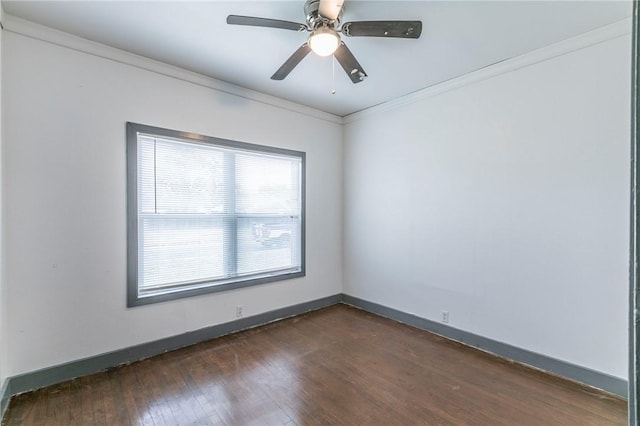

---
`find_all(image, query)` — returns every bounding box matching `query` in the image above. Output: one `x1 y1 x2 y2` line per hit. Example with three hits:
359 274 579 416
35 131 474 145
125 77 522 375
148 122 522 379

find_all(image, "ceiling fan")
227 0 422 83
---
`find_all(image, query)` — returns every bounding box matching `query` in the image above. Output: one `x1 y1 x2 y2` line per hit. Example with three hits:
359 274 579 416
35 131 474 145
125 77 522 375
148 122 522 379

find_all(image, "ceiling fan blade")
271 43 312 80
333 42 367 84
227 15 308 32
319 0 345 21
341 21 422 38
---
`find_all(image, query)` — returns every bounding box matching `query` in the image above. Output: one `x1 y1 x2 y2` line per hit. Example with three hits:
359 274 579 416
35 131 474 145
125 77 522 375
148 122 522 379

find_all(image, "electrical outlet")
441 311 449 323
236 305 243 318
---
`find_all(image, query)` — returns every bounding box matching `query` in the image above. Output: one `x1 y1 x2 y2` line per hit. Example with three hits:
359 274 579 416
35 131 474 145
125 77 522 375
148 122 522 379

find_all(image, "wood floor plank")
2 305 627 425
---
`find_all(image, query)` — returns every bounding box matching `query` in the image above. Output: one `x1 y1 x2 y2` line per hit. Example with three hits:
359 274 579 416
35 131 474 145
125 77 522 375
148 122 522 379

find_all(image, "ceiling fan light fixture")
309 27 340 56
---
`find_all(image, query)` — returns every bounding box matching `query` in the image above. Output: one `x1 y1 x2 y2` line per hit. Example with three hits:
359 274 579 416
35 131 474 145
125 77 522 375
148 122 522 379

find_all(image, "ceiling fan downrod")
304 0 343 30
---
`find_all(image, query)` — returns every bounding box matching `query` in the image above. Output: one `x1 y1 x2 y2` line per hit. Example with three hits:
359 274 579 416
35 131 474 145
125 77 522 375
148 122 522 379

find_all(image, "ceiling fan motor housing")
304 0 342 29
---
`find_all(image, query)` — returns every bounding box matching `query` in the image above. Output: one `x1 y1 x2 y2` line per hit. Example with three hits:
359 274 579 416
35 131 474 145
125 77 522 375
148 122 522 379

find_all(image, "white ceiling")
1 1 632 116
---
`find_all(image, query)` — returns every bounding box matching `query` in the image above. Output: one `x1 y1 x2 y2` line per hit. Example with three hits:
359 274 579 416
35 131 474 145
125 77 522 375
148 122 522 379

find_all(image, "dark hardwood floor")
2 305 627 425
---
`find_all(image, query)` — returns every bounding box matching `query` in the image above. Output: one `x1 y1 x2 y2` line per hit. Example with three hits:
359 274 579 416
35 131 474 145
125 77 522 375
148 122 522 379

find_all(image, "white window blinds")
128 124 304 305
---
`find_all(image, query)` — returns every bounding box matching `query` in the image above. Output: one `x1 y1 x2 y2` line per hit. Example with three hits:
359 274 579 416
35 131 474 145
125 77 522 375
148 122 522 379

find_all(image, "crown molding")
2 14 344 125
3 13 631 126
344 17 632 124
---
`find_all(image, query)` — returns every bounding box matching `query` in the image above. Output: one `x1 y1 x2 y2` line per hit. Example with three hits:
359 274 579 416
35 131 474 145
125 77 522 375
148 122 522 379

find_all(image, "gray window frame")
126 122 306 307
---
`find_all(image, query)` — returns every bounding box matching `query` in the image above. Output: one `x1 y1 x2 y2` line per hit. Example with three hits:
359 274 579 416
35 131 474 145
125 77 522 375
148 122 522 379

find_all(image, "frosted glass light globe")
309 28 340 56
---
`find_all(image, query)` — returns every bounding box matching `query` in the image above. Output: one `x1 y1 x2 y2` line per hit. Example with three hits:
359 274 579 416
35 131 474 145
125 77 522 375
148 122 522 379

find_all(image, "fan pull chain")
331 55 336 95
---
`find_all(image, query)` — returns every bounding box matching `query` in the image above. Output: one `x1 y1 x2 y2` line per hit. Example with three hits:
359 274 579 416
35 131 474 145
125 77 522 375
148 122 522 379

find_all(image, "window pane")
154 139 225 214
139 216 225 290
235 153 300 215
138 136 157 214
237 217 301 275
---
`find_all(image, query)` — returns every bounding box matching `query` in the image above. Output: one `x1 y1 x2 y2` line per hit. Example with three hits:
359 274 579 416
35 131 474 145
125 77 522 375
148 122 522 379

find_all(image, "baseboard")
0 378 10 420
341 294 628 398
1 291 627 415
6 294 342 399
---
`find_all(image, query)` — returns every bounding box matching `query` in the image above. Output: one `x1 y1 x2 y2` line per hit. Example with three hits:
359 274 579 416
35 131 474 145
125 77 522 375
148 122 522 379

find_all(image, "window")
126 122 305 306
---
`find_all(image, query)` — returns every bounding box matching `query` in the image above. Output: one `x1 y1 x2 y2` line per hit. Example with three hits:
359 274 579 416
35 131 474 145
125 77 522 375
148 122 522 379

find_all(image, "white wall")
3 31 342 376
343 33 630 379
